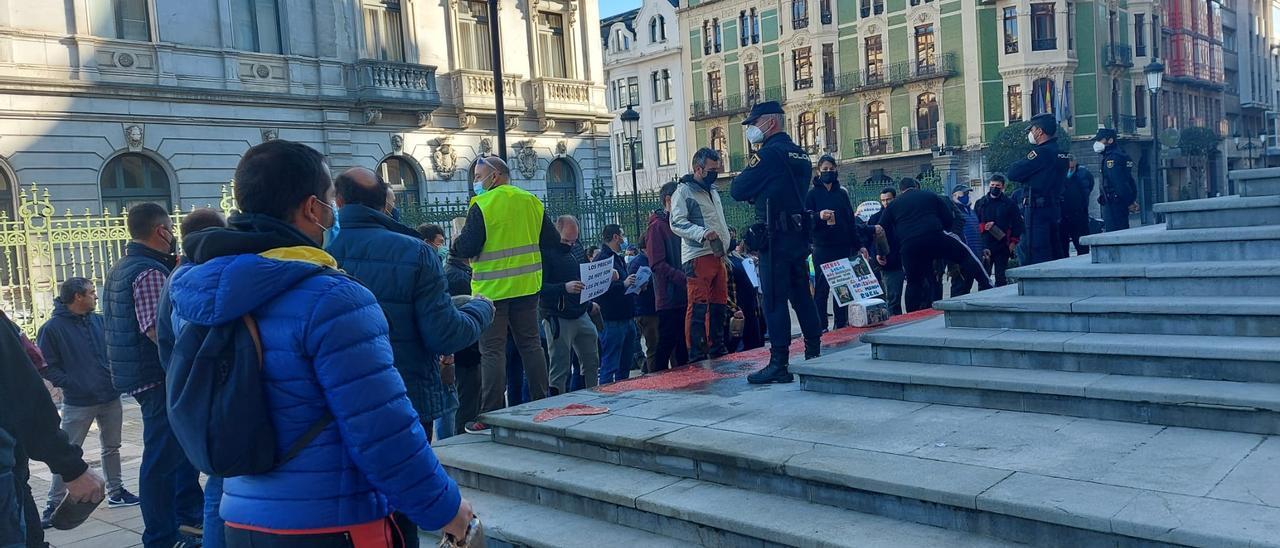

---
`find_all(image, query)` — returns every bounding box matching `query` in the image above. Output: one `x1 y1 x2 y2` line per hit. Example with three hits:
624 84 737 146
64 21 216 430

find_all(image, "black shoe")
107 488 141 508
804 339 821 360
748 359 793 384
173 533 203 548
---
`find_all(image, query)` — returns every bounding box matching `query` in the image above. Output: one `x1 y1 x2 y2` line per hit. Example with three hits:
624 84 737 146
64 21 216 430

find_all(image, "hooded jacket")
326 205 493 422
163 213 460 532
670 174 731 265
644 209 687 312
37 299 117 407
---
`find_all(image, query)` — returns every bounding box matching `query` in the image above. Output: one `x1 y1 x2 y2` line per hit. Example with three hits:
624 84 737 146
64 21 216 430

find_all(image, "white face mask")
1026 131 1038 145
745 125 765 144
1092 141 1106 153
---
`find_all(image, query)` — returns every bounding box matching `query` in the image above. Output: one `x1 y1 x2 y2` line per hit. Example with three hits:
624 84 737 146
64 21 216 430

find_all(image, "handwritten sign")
579 257 615 302
820 256 884 307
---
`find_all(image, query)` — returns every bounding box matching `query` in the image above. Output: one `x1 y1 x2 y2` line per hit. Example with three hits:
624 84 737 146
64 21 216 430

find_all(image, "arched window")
916 93 940 148
100 153 171 214
710 127 727 162
0 160 14 219
546 158 578 199
1032 77 1056 116
379 156 420 206
650 16 666 42
865 101 888 155
797 111 817 151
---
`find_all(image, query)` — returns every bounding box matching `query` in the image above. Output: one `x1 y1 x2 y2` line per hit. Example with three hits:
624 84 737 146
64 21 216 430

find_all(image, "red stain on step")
533 403 611 423
597 309 941 395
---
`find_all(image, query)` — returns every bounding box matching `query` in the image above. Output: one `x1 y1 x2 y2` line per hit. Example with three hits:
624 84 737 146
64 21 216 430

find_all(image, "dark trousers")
1023 207 1061 266
988 246 1012 287
13 448 39 548
453 361 481 433
136 387 204 548
1 436 24 548
1060 215 1090 256
1103 201 1131 232
878 268 905 315
811 246 851 331
225 520 405 548
759 252 822 362
653 308 688 371
901 232 993 313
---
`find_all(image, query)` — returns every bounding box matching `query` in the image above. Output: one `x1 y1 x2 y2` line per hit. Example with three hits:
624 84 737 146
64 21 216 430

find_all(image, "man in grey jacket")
670 148 732 363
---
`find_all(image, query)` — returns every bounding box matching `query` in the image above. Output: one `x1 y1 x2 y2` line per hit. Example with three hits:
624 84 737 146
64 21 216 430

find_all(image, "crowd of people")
0 104 1139 548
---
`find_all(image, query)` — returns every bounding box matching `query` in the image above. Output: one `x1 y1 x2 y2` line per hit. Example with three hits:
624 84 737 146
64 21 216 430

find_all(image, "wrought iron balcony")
1031 38 1057 51
450 68 523 114
823 53 957 97
1104 44 1134 68
531 77 607 119
852 136 894 157
1109 114 1138 135
690 87 785 121
353 60 441 108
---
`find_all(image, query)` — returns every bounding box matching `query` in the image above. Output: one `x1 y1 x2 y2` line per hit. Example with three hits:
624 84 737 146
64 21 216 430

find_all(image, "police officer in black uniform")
1093 128 1139 232
1006 113 1070 266
730 101 823 385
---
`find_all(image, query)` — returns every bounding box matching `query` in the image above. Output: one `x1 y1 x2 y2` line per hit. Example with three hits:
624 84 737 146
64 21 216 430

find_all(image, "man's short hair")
416 223 445 242
898 177 920 191
880 187 897 197
126 203 170 240
989 173 1008 184
180 208 226 236
59 277 93 304
234 140 331 221
335 168 391 210
602 223 623 243
476 155 512 179
692 148 721 169
660 181 679 199
555 215 578 230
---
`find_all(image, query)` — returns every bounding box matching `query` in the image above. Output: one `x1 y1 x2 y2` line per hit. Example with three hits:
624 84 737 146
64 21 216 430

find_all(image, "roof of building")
600 8 640 43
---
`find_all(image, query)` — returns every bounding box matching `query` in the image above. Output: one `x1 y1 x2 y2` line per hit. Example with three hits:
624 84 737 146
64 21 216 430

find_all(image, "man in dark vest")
102 202 203 548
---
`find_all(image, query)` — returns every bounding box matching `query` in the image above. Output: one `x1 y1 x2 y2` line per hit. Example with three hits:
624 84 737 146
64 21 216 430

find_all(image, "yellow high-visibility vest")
470 184 544 300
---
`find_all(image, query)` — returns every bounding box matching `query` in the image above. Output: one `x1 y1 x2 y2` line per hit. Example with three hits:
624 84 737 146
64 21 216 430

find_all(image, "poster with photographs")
820 256 884 307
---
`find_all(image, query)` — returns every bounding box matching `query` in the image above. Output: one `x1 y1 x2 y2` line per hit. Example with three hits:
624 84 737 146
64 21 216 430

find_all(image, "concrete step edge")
862 328 1280 362
793 359 1280 412
1081 223 1280 246
1152 194 1280 213
934 294 1280 316
1009 259 1280 280
435 438 1020 548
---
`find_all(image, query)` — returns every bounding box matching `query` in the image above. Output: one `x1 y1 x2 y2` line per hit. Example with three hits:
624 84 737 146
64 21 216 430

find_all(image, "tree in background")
1178 126 1221 199
984 121 1072 183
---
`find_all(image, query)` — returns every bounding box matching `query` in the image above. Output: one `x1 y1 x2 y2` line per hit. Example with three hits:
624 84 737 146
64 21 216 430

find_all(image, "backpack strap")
278 414 334 466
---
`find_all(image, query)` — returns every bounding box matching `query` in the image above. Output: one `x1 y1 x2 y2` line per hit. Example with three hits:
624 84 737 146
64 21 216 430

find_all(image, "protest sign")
580 258 615 302
820 256 883 307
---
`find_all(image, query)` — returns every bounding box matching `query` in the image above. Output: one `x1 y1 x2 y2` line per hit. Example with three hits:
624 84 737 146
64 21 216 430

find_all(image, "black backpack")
166 267 335 477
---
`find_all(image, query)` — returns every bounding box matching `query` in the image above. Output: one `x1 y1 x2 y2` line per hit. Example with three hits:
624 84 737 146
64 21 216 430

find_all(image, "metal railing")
1104 43 1134 67
1031 37 1057 51
691 86 785 120
1110 114 1138 135
852 136 894 157
823 53 957 96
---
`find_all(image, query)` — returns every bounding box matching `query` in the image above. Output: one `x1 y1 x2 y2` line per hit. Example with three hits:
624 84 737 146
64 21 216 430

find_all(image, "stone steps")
435 435 1021 548
933 288 1280 337
796 348 1280 435
1230 168 1280 197
1153 194 1280 230
468 386 1280 548
1008 256 1280 297
1081 224 1280 263
863 318 1280 383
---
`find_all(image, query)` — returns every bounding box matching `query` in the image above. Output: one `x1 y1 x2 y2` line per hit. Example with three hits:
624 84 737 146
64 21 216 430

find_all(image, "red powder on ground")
533 403 611 423
598 308 941 395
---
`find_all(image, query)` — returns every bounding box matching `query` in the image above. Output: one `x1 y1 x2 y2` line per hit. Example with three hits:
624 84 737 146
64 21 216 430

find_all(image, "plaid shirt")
129 268 167 396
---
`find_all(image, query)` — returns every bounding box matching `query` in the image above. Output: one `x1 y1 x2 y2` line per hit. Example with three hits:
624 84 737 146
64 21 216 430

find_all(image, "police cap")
1093 127 1117 141
1028 113 1058 136
742 101 785 125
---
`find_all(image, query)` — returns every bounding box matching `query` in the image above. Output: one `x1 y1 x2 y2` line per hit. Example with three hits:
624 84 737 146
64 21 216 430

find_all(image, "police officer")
730 101 823 385
1093 128 1138 232
1006 113 1069 266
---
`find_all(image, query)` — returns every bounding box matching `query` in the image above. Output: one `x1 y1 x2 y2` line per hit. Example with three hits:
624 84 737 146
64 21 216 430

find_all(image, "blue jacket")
37 300 117 407
327 205 493 422
102 242 173 394
166 214 460 532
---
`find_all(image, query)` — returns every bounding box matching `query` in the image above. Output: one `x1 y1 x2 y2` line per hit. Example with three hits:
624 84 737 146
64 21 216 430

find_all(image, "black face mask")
989 188 1003 198
819 171 838 185
702 170 719 185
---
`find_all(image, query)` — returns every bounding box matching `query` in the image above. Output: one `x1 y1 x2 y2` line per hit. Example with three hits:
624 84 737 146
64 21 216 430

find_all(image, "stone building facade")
0 0 613 216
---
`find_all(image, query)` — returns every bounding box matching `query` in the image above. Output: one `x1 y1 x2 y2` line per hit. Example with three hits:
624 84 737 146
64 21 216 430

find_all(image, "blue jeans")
203 475 224 548
434 385 459 441
135 387 204 548
599 319 637 385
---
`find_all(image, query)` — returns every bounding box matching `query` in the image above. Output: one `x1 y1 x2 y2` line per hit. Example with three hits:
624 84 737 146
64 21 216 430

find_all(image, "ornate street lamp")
1144 59 1164 225
621 104 642 239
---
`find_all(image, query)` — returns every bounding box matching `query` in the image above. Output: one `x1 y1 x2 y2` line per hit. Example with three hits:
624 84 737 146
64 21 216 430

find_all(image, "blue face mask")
958 194 970 206
320 200 340 248
472 182 486 196
389 207 401 222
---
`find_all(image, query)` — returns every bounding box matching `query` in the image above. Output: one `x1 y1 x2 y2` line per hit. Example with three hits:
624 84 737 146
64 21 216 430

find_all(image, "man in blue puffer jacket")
165 140 474 546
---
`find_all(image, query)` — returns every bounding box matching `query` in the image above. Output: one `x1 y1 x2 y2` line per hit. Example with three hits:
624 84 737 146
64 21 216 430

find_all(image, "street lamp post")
621 104 642 240
1144 60 1164 226
488 0 506 159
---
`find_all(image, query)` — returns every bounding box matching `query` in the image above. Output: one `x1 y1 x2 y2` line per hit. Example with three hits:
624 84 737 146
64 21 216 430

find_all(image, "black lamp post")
1144 59 1164 225
621 104 642 239
488 0 506 159
1234 134 1260 170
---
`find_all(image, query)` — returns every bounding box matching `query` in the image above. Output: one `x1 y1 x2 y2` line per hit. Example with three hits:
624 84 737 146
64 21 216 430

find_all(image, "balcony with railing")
690 87 785 121
531 77 607 119
450 69 523 114
1109 114 1138 135
852 136 894 157
1103 43 1134 68
823 53 957 97
1031 38 1058 51
353 60 441 108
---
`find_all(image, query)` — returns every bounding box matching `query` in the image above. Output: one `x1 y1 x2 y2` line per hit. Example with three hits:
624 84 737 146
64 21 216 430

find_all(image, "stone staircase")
433 168 1280 547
